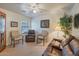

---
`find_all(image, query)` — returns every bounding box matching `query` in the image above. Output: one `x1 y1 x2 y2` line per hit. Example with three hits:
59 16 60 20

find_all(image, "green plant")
59 15 72 35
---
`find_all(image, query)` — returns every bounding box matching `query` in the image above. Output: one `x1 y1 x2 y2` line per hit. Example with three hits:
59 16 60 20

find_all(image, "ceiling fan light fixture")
33 10 37 13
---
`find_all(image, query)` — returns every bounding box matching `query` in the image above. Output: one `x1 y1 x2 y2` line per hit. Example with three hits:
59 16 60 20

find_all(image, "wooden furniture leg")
37 37 39 44
43 39 44 46
43 37 45 46
13 40 15 47
22 36 23 45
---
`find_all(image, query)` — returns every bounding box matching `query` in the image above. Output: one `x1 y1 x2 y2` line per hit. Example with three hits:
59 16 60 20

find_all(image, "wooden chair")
37 30 48 46
10 31 23 47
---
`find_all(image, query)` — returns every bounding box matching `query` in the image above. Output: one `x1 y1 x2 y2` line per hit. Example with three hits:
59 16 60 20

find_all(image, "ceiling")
0 3 75 18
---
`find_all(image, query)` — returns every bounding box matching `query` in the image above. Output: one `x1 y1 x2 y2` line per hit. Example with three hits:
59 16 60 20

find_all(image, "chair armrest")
28 34 35 36
37 34 43 36
53 38 62 43
52 45 62 51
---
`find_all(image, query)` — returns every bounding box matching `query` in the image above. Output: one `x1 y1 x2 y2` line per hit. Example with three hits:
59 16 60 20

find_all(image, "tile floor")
0 40 51 56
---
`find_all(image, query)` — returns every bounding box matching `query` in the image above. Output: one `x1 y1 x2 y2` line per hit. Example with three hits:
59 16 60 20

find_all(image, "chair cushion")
38 35 44 39
15 36 22 40
62 45 74 56
69 39 79 55
51 40 61 49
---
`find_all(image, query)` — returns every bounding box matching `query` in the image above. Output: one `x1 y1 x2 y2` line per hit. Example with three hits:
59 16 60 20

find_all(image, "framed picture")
41 20 49 28
11 21 18 27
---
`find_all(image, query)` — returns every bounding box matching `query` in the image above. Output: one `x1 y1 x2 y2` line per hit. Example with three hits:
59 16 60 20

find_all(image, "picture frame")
41 20 49 28
11 21 18 27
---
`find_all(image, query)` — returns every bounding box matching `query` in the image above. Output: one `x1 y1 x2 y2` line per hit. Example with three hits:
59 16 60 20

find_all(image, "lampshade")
53 23 61 31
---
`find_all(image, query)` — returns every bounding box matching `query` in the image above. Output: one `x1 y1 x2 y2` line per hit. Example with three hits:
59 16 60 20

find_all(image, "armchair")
25 30 35 42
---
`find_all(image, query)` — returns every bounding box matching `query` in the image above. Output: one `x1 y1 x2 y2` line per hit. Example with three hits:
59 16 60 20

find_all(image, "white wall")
0 8 31 45
68 4 79 38
32 9 65 41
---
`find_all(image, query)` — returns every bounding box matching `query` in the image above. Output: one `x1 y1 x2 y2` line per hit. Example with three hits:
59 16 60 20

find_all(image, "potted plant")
59 15 72 37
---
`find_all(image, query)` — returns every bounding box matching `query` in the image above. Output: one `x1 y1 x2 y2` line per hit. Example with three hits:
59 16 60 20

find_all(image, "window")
21 21 28 33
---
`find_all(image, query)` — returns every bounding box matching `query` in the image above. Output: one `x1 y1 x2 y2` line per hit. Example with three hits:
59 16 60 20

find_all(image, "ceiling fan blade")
38 7 48 11
37 8 48 13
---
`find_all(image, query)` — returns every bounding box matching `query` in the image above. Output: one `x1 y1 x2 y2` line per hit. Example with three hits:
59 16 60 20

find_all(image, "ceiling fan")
21 3 48 14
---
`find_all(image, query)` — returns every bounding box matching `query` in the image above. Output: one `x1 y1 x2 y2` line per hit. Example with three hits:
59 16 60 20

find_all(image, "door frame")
0 11 6 52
